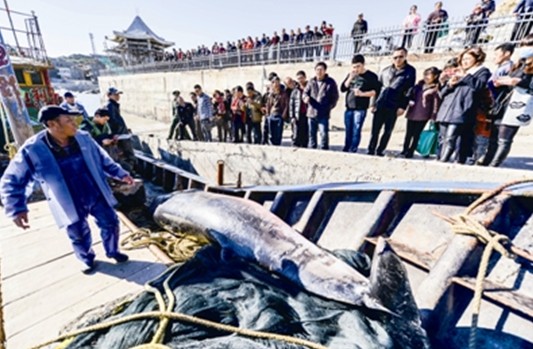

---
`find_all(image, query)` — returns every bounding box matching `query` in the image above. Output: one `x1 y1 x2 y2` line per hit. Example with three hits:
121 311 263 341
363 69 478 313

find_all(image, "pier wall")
135 135 533 187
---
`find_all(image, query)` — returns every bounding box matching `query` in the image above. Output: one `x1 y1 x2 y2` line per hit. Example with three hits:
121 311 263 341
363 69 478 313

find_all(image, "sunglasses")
393 56 405 60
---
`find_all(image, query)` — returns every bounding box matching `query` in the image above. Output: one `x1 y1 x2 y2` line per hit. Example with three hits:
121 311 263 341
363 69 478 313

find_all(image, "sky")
1 0 494 57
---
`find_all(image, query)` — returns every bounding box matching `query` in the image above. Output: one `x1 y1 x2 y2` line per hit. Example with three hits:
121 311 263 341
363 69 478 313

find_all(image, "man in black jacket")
368 47 416 156
106 87 128 135
351 13 368 54
169 96 197 141
105 87 136 172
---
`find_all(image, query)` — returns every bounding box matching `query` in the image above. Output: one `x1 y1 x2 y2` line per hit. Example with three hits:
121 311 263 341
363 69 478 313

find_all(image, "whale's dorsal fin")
368 237 431 348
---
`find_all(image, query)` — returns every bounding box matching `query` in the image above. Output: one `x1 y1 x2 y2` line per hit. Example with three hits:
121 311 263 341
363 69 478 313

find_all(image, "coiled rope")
435 179 533 349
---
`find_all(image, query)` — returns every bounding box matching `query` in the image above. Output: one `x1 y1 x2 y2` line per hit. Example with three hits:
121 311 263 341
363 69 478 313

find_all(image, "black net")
62 245 430 349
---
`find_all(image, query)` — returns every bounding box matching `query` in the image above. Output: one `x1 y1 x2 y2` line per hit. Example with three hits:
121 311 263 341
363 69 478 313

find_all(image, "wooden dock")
0 201 168 349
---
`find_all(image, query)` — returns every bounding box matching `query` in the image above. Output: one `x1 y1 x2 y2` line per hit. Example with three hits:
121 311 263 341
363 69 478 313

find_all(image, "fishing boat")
40 146 530 349
0 2 57 155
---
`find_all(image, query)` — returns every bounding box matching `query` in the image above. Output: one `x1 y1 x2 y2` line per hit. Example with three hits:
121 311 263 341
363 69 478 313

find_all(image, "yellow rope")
34 310 328 349
3 143 17 160
120 227 208 263
438 179 533 349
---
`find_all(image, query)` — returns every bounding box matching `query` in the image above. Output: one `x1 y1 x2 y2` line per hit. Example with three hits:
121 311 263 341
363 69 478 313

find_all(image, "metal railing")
100 13 531 76
0 5 50 65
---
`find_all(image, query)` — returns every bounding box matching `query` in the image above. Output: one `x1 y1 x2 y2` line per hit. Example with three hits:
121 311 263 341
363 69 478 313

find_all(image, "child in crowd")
402 67 441 158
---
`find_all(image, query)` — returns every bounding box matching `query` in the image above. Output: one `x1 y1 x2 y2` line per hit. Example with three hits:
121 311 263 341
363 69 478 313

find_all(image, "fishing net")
56 245 427 349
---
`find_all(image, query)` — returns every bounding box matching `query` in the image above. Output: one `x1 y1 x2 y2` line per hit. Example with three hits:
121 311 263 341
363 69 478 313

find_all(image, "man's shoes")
110 252 129 263
81 260 97 275
376 152 385 157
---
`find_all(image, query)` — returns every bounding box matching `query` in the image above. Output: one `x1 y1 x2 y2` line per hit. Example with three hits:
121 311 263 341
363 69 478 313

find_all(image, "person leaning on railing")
351 13 368 54
465 5 488 47
402 5 421 50
424 1 448 54
511 0 533 43
322 23 334 60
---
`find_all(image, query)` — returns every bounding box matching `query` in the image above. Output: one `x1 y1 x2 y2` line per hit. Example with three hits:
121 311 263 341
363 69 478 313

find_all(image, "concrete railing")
100 13 529 76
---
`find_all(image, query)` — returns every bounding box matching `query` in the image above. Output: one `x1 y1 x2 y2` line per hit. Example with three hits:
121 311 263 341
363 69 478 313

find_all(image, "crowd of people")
167 33 533 168
157 21 335 64
154 1 533 65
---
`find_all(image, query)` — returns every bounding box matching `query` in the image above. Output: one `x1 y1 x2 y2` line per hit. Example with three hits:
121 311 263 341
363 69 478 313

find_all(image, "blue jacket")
0 130 129 229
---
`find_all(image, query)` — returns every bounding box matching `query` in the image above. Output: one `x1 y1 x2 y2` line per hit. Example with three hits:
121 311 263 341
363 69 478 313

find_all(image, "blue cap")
107 87 123 95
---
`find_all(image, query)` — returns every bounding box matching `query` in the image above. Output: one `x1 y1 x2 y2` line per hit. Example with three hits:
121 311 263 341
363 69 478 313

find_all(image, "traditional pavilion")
106 16 174 66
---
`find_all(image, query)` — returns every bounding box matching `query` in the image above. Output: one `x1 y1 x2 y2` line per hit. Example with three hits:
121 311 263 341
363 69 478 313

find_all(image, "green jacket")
81 118 113 146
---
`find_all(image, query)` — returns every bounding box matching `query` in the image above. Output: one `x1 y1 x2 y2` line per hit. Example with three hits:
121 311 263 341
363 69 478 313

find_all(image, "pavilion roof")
110 16 174 47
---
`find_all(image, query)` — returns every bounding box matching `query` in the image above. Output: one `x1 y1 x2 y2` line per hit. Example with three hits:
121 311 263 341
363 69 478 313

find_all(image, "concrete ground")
125 113 533 172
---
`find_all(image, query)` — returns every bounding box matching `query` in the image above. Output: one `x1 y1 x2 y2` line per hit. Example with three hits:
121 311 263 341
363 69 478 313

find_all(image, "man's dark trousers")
292 115 309 147
368 107 397 155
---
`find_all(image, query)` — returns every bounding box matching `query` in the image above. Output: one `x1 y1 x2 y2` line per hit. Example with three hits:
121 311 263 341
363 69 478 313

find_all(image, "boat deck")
0 200 167 349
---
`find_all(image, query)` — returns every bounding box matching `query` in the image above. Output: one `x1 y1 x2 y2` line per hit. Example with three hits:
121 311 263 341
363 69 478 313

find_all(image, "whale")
155 191 405 304
153 190 430 348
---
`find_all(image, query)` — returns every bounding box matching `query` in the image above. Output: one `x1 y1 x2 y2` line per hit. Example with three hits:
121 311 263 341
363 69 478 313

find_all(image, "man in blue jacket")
0 106 134 274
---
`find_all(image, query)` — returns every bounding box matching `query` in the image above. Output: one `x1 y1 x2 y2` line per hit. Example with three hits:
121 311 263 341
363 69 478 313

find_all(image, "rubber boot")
489 139 512 167
439 142 455 162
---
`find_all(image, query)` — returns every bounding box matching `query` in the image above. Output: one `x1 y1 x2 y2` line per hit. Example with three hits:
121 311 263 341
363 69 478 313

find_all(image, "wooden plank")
452 277 533 320
7 261 166 349
2 227 166 306
269 192 291 221
4 246 164 339
0 203 50 230
319 191 396 251
2 220 129 279
293 191 327 240
0 217 56 241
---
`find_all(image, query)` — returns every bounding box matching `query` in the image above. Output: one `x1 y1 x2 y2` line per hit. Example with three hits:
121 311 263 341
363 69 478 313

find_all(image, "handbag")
488 91 512 120
416 122 438 157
